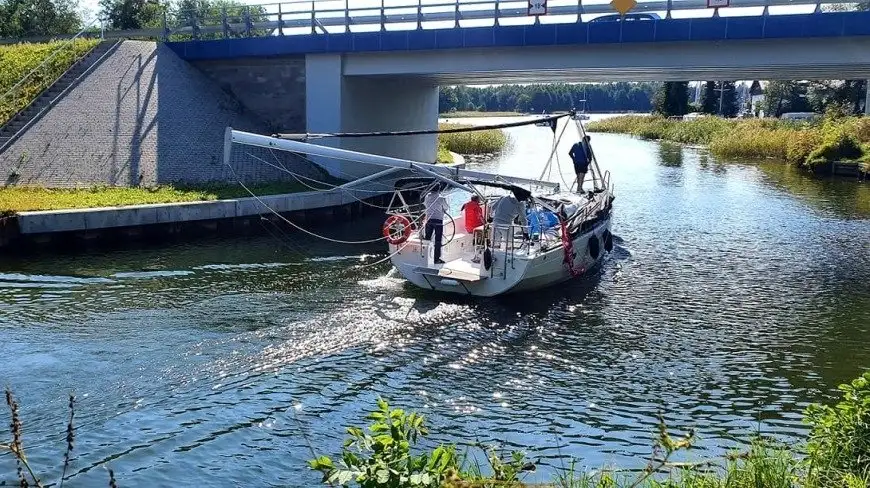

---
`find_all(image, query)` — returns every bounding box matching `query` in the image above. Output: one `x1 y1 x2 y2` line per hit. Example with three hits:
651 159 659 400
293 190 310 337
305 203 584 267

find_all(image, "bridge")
137 1 870 173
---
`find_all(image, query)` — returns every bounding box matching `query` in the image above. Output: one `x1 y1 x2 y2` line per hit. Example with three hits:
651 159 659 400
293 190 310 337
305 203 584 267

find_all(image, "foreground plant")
804 372 870 487
2 389 118 487
309 398 466 487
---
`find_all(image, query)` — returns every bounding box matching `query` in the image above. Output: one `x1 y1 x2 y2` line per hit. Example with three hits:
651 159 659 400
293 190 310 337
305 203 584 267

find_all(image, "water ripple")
1 133 869 486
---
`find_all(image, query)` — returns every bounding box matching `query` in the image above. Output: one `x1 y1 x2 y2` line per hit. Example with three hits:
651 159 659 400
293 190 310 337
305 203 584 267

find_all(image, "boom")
225 128 561 192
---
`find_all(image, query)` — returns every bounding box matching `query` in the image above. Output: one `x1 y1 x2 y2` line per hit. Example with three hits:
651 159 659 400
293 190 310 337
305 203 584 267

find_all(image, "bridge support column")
305 54 439 180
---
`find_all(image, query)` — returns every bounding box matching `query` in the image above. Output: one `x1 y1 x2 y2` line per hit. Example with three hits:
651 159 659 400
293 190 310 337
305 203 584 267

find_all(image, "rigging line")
227 160 432 247
254 151 433 213
258 217 317 260
271 150 436 197
543 130 559 183
554 151 573 192
539 118 572 182
292 152 442 196
574 118 602 191
272 113 572 140
225 162 389 244
256 149 411 196
295 153 439 193
250 150 395 207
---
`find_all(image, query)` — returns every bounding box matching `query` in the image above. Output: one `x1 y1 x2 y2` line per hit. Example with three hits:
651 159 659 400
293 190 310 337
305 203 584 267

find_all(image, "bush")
308 398 536 487
804 372 870 487
436 139 453 164
785 129 823 165
590 114 870 171
804 130 864 170
309 398 465 487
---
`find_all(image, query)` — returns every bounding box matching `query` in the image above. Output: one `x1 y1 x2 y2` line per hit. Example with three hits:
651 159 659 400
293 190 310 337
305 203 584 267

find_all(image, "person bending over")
490 193 529 249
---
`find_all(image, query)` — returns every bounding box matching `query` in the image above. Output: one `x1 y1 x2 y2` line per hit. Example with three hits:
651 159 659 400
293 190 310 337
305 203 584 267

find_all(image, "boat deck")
414 253 485 282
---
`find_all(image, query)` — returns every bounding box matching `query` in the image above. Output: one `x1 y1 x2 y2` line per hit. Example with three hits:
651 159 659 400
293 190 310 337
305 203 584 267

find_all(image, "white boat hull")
389 216 612 297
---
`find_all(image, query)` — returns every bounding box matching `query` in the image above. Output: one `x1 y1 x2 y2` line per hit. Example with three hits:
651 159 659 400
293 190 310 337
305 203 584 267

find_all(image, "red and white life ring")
383 215 412 245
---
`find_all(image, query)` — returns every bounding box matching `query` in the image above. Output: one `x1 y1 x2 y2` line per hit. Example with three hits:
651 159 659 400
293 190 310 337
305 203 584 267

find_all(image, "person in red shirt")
461 195 484 233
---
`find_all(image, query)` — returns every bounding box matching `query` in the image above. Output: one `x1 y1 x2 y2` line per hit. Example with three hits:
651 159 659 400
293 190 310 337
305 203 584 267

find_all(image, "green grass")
587 115 870 171
0 39 101 127
438 123 509 155
0 181 312 212
437 139 454 164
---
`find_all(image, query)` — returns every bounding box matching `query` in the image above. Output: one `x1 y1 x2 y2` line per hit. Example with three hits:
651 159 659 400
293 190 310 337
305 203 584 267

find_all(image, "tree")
0 0 81 38
437 83 658 114
654 82 689 117
763 81 811 117
720 81 739 118
171 0 269 38
515 94 532 113
807 80 867 115
100 0 163 30
701 81 718 114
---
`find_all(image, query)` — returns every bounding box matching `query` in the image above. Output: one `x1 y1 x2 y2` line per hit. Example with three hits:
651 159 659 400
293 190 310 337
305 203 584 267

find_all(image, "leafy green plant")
309 398 463 487
804 372 870 486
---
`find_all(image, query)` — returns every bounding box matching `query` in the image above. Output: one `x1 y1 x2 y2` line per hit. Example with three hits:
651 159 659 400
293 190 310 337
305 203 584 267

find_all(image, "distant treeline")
439 83 658 114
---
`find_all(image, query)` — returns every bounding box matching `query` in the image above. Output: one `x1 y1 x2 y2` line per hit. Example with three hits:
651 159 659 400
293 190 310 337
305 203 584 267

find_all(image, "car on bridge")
589 13 662 22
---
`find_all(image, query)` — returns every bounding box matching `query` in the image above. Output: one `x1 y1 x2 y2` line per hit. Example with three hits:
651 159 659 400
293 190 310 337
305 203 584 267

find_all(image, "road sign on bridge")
528 0 547 15
611 0 638 15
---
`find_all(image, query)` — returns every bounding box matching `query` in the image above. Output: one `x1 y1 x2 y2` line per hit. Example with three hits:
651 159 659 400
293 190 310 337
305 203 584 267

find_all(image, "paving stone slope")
0 40 320 188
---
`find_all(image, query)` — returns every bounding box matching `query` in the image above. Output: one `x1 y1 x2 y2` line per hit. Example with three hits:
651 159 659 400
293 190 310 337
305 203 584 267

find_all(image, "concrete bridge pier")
306 54 439 180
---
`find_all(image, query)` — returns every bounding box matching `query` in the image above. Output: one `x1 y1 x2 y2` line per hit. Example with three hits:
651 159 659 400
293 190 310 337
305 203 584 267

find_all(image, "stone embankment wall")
0 41 317 188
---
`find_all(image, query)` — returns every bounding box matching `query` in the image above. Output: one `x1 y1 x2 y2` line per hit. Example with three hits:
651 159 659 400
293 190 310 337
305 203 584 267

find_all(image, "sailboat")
225 112 614 297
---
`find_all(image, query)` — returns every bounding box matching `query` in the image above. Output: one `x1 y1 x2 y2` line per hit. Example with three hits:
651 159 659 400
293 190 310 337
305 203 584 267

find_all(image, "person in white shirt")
423 186 449 265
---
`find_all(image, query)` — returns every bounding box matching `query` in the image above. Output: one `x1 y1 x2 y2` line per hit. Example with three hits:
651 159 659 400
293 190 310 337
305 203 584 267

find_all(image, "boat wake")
0 273 115 288
305 254 379 263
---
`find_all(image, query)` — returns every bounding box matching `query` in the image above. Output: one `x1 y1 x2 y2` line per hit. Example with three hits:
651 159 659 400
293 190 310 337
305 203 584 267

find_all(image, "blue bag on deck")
527 210 559 237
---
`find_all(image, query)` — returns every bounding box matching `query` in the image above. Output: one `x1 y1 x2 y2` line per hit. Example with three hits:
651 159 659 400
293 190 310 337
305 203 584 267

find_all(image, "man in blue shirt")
568 135 593 192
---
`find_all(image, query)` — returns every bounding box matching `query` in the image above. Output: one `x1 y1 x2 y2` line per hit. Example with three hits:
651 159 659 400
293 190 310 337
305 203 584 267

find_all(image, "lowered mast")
225 128 560 192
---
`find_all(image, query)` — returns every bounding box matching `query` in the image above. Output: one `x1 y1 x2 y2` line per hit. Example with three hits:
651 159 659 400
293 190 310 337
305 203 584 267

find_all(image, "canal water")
2 116 869 486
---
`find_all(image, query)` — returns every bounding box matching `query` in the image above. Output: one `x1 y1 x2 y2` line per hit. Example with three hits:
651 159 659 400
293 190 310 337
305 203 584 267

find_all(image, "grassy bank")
0 181 313 212
0 39 100 126
587 115 870 171
438 123 509 156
